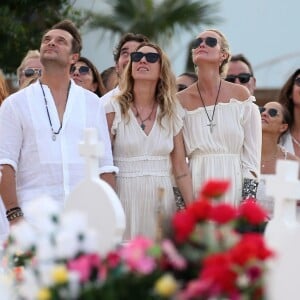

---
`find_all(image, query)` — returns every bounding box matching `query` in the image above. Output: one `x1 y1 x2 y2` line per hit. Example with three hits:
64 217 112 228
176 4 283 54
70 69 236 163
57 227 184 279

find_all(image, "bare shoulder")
222 80 251 102
176 84 198 110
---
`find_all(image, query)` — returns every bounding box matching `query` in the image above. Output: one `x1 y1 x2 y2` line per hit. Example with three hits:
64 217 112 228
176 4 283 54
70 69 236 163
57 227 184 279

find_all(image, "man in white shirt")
100 32 148 104
0 20 117 227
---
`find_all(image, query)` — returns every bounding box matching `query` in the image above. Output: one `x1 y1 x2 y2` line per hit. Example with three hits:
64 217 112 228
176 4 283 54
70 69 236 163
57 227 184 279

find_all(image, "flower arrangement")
2 180 273 300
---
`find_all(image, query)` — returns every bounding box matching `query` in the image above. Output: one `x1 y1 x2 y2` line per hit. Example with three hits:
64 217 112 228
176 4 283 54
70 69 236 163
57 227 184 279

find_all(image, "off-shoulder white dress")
182 96 261 205
105 100 184 240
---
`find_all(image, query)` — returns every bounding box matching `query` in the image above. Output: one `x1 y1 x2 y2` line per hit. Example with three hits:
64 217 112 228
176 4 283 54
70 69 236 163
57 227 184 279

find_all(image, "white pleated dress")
182 96 261 205
105 99 184 241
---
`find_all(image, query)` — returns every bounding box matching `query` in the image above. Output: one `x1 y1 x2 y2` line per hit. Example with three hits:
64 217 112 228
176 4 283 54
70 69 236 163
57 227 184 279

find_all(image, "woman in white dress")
257 101 299 218
177 29 261 206
105 42 193 241
279 68 300 158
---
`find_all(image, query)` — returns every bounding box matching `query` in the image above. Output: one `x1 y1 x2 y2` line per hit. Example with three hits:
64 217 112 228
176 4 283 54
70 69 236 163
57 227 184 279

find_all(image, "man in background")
226 53 256 95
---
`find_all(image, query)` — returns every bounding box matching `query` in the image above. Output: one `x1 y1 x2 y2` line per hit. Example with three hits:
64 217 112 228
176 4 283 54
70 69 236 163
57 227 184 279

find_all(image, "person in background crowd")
226 53 256 95
0 72 9 104
100 33 149 104
101 66 118 92
176 72 197 92
0 20 117 230
17 50 42 88
257 101 298 218
177 29 261 205
105 42 193 240
70 56 106 97
0 71 10 242
278 68 300 158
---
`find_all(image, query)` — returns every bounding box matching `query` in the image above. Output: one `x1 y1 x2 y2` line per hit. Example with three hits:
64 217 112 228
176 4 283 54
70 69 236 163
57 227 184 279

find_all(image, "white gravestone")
64 128 125 256
264 160 300 300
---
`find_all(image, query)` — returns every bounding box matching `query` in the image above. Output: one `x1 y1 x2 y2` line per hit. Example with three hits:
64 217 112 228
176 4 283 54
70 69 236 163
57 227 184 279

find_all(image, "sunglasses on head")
191 36 218 49
259 107 279 117
294 77 300 87
23 68 41 78
70 65 90 75
130 52 161 63
225 73 253 84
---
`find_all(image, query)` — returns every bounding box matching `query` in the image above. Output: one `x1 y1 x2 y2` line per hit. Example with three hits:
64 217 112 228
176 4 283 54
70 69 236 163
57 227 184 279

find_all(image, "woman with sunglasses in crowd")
177 29 261 205
278 69 300 158
105 42 193 241
257 102 298 217
17 49 42 89
70 56 107 97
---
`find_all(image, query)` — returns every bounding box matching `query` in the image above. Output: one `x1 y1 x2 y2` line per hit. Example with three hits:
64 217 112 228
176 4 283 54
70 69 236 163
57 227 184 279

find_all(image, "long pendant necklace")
196 80 222 133
39 80 71 141
133 102 156 131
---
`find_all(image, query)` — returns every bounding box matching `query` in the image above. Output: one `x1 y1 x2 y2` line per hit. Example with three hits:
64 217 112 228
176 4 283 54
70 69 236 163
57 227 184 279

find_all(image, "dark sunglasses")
191 36 218 49
259 107 279 117
225 73 253 84
130 52 160 63
294 77 300 87
70 65 90 75
23 68 41 77
177 84 188 92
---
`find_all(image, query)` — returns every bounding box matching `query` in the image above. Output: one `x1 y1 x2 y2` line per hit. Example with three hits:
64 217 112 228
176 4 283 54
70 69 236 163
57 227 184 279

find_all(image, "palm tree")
86 0 222 46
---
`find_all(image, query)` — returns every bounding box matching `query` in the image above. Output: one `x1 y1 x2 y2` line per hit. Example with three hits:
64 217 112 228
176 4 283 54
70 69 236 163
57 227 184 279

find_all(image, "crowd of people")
0 19 298 242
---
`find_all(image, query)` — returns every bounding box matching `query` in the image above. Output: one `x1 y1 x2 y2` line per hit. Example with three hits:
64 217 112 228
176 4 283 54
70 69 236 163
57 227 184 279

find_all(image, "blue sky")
78 0 300 89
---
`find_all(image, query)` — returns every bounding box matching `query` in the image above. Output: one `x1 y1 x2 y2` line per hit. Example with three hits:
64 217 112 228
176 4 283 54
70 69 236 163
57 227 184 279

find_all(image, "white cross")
79 128 104 179
207 121 216 133
265 160 300 221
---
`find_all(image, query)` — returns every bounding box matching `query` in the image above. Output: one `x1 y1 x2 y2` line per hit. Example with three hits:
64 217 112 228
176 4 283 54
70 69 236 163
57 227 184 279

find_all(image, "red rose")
200 253 237 294
209 203 237 224
238 200 267 225
106 250 121 268
172 210 196 243
187 199 212 222
229 233 274 266
199 180 230 199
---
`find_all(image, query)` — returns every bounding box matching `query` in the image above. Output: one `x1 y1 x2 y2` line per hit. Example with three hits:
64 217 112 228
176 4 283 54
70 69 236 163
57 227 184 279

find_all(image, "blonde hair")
208 29 231 77
117 42 177 126
0 72 9 105
17 50 40 81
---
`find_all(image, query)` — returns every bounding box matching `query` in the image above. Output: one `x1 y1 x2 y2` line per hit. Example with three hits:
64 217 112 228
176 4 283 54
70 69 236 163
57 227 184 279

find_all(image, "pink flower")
161 239 186 270
120 236 156 274
67 253 101 283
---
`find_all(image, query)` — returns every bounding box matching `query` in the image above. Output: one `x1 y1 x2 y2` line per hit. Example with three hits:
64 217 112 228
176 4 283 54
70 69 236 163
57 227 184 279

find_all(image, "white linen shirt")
0 80 117 207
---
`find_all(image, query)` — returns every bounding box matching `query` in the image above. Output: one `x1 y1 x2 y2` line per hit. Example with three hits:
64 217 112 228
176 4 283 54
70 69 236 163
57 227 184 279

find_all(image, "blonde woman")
177 29 261 205
105 42 193 240
17 50 42 88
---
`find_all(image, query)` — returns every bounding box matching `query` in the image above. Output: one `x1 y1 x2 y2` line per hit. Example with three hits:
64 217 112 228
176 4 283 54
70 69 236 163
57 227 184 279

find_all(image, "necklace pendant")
52 133 56 141
140 123 146 131
207 121 216 133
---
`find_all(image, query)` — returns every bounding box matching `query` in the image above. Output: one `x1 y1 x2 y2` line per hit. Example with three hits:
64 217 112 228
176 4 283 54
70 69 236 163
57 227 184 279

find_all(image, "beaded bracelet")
7 210 24 222
6 206 21 216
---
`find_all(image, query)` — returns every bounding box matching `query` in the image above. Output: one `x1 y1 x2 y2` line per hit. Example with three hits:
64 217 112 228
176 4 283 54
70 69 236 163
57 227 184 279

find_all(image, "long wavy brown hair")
278 68 300 129
117 42 177 127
